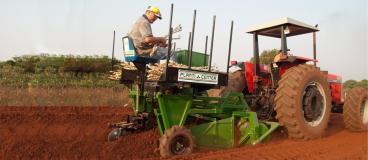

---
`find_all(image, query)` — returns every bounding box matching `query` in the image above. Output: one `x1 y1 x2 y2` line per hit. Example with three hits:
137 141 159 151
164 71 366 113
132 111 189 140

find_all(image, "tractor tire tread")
343 87 368 132
159 125 195 158
275 64 331 140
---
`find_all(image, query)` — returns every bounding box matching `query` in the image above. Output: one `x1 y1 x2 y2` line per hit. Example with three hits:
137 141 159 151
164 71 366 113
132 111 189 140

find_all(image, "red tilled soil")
0 106 367 160
0 106 159 159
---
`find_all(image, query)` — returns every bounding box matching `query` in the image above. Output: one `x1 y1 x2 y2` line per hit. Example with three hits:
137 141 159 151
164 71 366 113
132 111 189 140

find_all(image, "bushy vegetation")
0 54 120 88
3 54 118 74
343 79 368 90
249 49 279 65
1 54 366 90
0 54 130 106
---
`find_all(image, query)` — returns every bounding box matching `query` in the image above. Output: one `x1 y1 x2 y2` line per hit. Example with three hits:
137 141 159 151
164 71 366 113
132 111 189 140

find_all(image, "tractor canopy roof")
246 17 319 38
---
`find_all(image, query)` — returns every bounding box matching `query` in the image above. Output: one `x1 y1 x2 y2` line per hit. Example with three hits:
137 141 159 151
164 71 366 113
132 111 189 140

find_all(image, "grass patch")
0 87 130 107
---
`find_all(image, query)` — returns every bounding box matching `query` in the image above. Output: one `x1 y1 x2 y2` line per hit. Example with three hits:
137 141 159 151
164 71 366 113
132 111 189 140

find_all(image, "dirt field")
0 106 366 160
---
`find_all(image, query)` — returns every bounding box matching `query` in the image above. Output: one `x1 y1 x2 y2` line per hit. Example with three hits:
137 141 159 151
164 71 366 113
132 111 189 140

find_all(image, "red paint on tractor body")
241 56 342 105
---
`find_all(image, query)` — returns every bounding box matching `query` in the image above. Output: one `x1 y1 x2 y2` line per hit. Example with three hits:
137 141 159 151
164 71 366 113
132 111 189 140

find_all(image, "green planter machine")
108 4 278 158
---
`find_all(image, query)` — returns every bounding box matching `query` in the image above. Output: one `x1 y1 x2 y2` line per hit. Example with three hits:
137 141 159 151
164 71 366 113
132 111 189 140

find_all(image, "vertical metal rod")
204 35 208 66
165 3 174 81
111 30 115 71
209 15 216 71
253 32 260 76
172 42 176 59
313 32 317 66
187 32 191 66
253 32 260 95
281 25 288 55
188 10 196 69
226 21 234 75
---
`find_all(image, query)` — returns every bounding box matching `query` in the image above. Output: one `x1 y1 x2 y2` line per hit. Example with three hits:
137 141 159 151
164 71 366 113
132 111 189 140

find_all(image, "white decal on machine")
178 69 218 84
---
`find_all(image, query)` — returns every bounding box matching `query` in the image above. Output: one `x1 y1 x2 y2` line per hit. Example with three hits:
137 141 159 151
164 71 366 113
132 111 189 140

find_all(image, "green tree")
343 80 357 89
13 55 41 73
249 49 279 65
356 79 368 88
343 79 368 90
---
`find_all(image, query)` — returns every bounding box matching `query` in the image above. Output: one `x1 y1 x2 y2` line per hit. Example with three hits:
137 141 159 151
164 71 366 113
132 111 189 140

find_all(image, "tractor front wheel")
275 64 331 140
159 125 195 158
343 87 368 131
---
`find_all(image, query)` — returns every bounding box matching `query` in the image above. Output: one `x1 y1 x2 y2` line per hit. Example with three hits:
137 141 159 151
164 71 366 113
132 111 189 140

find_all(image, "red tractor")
210 17 367 139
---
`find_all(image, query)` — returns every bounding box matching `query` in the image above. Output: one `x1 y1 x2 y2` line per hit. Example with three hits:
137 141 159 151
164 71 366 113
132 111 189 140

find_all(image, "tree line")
0 53 365 89
1 54 119 76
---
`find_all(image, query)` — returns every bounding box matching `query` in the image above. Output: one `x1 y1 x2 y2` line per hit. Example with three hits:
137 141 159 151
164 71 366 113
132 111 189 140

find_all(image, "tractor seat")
122 36 158 64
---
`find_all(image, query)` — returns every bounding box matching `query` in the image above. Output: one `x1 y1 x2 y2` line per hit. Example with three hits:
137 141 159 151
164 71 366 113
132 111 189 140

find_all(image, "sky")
0 0 367 80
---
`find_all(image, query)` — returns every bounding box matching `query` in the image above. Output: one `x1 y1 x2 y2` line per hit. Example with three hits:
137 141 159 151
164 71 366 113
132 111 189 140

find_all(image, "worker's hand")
149 47 158 57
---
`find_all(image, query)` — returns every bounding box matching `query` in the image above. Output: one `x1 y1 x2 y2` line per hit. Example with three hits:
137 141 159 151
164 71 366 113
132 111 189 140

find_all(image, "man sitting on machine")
127 6 174 61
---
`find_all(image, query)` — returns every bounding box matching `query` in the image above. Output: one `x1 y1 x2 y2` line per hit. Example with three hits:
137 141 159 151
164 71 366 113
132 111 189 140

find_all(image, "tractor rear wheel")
207 71 245 97
159 125 195 158
343 87 368 132
275 64 331 140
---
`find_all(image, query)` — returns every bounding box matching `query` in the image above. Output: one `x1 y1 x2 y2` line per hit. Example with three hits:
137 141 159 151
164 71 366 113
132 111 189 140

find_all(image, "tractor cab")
247 17 319 68
244 17 320 92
